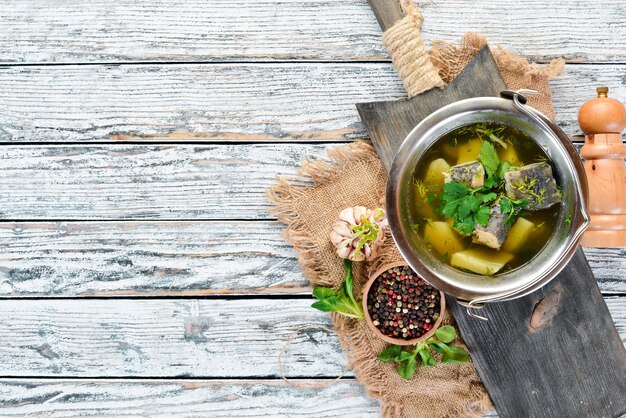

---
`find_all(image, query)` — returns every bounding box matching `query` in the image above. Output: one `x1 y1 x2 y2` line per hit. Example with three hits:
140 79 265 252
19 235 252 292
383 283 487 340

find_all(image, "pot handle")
456 299 488 321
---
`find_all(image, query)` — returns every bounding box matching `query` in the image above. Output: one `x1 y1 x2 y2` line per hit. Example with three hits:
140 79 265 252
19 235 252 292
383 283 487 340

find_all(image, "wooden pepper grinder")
577 86 626 247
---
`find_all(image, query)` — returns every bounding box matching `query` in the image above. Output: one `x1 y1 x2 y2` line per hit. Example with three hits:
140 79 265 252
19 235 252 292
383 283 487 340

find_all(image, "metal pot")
386 90 590 319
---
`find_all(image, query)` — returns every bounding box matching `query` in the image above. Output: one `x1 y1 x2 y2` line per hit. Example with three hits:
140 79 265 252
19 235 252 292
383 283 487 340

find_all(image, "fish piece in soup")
443 161 485 188
504 162 561 210
472 202 510 249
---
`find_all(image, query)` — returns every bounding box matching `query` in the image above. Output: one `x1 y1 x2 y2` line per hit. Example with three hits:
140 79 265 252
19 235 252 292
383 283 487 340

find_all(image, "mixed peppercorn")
367 265 441 340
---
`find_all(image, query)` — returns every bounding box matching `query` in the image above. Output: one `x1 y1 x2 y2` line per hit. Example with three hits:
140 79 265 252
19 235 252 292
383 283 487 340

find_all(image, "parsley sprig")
437 141 527 234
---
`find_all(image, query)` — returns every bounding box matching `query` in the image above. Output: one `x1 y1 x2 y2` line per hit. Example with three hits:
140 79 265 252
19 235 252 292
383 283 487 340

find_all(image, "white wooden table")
0 1 624 416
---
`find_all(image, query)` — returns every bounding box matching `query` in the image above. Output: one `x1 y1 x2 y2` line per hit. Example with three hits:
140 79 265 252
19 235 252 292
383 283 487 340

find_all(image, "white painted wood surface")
0 298 623 378
0 144 330 220
1 64 625 142
1 0 624 63
1 0 625 416
0 221 622 296
0 379 381 417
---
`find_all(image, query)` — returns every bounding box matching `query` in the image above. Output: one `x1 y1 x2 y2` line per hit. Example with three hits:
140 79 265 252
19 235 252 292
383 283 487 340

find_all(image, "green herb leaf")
435 325 457 343
399 350 416 362
474 205 491 227
479 141 500 178
497 161 512 179
482 192 498 203
483 176 499 189
342 259 358 308
311 260 363 320
442 181 470 198
453 216 475 235
379 345 402 362
397 357 417 380
499 196 529 227
311 299 337 312
418 346 435 366
312 287 336 300
440 345 470 364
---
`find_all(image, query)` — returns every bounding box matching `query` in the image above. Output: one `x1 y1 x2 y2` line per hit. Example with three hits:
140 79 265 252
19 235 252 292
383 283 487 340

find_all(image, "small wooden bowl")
362 261 446 346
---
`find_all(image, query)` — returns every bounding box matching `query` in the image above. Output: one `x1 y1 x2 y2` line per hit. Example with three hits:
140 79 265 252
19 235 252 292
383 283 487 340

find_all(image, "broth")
408 122 561 276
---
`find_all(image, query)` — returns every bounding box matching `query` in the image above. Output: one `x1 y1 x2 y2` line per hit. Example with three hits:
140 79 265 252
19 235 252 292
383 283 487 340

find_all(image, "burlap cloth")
267 29 564 418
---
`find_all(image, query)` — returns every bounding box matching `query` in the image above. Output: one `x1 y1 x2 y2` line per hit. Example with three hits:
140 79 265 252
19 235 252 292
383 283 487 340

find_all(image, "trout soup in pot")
409 122 562 276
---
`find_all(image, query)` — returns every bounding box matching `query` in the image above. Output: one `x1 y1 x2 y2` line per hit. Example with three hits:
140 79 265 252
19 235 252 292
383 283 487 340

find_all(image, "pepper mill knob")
577 87 626 247
578 86 626 134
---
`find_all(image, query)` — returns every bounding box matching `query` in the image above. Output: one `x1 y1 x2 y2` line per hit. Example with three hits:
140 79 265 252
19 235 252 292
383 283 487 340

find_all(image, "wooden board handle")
366 0 405 31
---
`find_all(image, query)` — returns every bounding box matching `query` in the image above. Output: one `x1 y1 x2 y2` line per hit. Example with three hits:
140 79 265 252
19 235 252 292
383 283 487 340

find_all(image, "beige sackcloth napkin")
268 4 564 416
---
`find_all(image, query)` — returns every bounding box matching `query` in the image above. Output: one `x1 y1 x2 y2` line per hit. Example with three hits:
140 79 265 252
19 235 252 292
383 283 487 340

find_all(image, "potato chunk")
424 221 464 256
502 217 535 252
451 248 513 275
499 146 523 167
424 158 451 190
456 138 483 164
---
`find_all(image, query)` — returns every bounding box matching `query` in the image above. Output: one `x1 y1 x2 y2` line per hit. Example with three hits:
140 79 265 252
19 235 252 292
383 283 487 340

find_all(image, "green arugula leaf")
342 259 358 308
381 326 468 379
312 287 336 300
479 141 500 178
399 350 416 362
440 345 470 364
379 345 402 362
435 325 457 343
397 356 417 380
311 299 338 312
418 346 435 366
311 260 363 320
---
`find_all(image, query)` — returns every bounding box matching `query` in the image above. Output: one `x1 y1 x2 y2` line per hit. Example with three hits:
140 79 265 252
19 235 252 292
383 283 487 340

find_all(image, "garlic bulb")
330 206 388 261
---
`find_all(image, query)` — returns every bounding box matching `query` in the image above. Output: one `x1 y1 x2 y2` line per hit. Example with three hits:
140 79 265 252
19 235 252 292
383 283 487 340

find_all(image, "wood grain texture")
0 297 622 378
0 221 303 296
0 379 380 417
1 0 625 63
0 144 332 220
450 250 626 418
1 63 625 142
0 299 347 377
0 378 499 417
0 221 622 297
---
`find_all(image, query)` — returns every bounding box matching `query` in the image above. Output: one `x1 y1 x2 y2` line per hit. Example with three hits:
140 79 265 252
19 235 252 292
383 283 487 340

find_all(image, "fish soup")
409 122 561 276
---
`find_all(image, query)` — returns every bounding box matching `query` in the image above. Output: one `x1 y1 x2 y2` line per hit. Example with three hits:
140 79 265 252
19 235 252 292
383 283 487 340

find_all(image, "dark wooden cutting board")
356 8 626 416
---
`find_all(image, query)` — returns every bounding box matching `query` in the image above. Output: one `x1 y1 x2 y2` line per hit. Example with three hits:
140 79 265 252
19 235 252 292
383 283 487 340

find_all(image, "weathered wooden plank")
1 0 625 63
0 221 303 296
0 64 624 142
0 298 622 378
0 379 380 417
0 221 622 296
0 299 346 377
0 144 332 220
